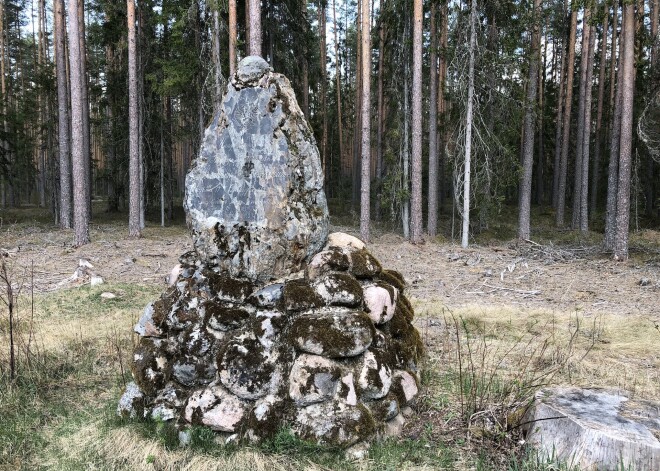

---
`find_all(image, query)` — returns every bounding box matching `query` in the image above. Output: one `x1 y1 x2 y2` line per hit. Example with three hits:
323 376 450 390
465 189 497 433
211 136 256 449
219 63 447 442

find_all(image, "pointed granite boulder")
184 56 329 282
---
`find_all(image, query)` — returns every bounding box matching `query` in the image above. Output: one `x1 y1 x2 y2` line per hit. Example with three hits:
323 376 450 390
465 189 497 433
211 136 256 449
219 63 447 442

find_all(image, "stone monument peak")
185 56 328 282
119 62 422 453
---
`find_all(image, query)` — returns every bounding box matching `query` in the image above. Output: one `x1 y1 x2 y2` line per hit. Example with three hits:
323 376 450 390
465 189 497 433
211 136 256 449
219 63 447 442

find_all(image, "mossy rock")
367 393 400 422
179 324 216 356
349 249 383 279
288 354 343 406
306 247 351 279
202 268 255 301
314 272 364 308
395 295 414 322
184 384 250 433
246 283 284 309
172 354 217 387
252 310 288 349
289 308 375 358
152 289 176 328
390 370 419 405
245 396 289 441
357 350 393 401
203 300 253 332
131 337 172 397
283 279 324 312
378 269 406 292
166 297 202 331
393 327 424 371
293 401 376 447
217 334 283 400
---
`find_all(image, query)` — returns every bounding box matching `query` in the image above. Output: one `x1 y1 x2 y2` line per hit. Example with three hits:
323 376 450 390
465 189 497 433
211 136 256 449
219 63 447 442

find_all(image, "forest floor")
0 205 659 470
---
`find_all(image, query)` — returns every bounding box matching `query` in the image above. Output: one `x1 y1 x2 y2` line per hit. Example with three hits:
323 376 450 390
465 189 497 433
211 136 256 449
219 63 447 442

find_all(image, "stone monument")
118 57 423 450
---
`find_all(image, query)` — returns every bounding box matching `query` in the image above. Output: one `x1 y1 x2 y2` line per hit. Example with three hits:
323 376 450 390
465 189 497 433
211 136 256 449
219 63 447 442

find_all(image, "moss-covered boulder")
119 47 422 452
289 308 375 358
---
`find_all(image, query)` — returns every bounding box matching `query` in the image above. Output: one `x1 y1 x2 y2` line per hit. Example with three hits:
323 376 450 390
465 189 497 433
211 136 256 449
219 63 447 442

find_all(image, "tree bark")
552 1 569 209
359 0 371 242
319 0 327 185
54 0 72 229
590 9 609 218
462 0 477 248
428 0 439 237
301 0 309 119
213 7 222 111
652 0 658 68
572 6 592 229
127 0 140 238
613 2 636 261
248 0 261 56
375 12 385 221
536 30 546 205
410 0 423 244
605 4 624 251
332 0 345 178
518 0 542 240
578 19 596 231
229 0 237 75
556 4 578 226
78 0 91 220
67 0 89 245
438 1 448 211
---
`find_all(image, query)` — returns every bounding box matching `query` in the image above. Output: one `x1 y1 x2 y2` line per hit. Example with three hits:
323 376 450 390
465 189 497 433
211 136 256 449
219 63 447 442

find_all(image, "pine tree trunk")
67 0 89 245
591 9 609 218
572 6 592 229
652 0 658 68
402 45 410 240
605 4 623 251
518 0 542 240
332 0 345 178
353 0 362 209
127 0 140 238
248 0 261 56
54 0 71 228
556 5 578 226
613 2 636 260
410 0 423 244
438 2 448 211
428 0 439 237
229 0 237 75
359 0 371 242
319 1 327 184
78 0 91 220
375 14 385 221
579 20 596 231
536 32 546 206
213 8 222 111
463 0 477 248
552 1 568 209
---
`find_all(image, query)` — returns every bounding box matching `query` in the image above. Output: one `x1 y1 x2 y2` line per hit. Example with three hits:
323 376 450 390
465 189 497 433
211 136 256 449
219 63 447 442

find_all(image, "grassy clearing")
2 279 656 470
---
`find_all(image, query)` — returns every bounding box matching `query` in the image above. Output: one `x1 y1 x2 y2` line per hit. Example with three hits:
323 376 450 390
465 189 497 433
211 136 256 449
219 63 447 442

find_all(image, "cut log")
524 387 660 470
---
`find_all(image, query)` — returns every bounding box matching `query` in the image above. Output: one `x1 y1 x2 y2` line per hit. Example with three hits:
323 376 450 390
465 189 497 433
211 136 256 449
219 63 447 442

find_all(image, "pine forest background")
0 0 658 259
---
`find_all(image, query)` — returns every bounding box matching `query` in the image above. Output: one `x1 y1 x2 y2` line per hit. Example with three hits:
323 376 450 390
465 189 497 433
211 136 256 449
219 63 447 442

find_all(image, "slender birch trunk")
462 0 477 248
359 0 371 242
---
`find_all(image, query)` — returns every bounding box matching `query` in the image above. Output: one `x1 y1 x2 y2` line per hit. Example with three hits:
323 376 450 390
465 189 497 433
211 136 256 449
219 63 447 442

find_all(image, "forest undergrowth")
0 207 658 470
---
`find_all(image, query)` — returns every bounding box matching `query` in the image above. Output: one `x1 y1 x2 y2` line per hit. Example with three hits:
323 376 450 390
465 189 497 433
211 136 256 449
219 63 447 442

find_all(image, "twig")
482 283 541 295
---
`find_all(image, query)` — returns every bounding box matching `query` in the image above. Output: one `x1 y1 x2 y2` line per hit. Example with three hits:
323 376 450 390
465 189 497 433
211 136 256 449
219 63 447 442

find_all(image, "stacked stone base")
119 233 423 448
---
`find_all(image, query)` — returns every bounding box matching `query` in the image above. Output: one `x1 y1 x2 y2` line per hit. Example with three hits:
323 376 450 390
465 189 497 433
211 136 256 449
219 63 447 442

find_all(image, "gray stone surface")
184 57 328 282
524 387 660 471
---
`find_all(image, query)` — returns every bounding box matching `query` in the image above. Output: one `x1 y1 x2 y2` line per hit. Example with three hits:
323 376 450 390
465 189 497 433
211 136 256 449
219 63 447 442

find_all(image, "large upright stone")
184 57 329 282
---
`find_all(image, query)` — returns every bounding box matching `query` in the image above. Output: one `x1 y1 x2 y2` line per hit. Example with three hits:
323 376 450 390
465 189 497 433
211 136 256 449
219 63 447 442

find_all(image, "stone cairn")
118 57 423 450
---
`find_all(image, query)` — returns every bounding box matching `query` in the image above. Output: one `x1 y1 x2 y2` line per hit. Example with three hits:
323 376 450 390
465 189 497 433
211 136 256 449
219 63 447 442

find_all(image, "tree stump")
524 387 660 470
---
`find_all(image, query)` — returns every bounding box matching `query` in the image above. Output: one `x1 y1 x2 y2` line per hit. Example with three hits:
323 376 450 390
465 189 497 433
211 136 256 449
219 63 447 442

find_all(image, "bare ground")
3 221 657 319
